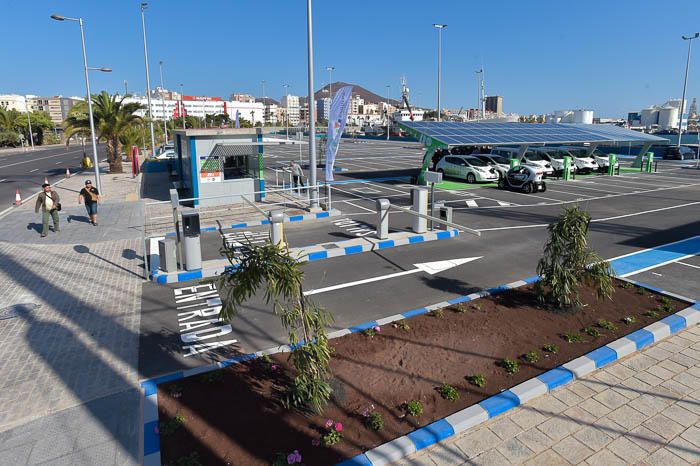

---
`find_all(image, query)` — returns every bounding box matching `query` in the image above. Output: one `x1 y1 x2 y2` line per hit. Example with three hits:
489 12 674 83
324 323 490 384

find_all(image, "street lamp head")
433 24 448 29
682 33 700 40
140 2 148 10
327 66 335 71
98 68 112 72
50 14 66 21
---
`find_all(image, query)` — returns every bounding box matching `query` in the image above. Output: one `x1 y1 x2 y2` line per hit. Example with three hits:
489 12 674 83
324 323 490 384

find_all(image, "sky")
1 0 700 117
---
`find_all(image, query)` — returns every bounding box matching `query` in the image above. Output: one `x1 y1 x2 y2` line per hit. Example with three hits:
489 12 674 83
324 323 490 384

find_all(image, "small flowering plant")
271 450 304 466
363 325 381 338
319 419 343 447
360 404 384 432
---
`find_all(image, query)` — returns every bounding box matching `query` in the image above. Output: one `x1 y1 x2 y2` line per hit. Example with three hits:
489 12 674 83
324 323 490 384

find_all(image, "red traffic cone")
44 176 49 185
65 168 71 178
15 189 21 205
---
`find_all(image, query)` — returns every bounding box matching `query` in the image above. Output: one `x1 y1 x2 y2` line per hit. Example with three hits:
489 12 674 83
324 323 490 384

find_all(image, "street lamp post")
306 0 319 208
386 85 391 141
326 66 335 100
179 83 185 130
433 24 447 122
159 60 168 146
678 33 699 148
25 100 34 150
123 80 128 96
140 3 157 156
50 13 108 194
283 84 290 140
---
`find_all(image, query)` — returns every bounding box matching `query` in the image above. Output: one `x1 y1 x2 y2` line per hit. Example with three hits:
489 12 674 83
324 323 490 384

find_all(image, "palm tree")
119 126 143 161
64 91 143 174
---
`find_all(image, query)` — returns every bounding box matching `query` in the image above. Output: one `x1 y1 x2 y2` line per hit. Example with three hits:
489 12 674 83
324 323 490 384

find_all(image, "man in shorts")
79 180 100 226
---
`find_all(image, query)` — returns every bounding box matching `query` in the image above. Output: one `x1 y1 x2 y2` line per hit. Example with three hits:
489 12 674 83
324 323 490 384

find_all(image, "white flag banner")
325 86 353 181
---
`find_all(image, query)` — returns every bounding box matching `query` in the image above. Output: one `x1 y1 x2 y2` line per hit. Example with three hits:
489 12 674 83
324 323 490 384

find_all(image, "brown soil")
158 281 687 466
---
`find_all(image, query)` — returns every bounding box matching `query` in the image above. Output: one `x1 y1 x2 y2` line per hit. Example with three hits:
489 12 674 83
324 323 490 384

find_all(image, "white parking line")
29 168 38 173
0 179 6 183
677 261 700 270
465 199 478 207
553 182 628 194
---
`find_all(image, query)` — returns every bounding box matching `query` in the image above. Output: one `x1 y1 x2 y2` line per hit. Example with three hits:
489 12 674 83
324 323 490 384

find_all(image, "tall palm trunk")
107 137 123 174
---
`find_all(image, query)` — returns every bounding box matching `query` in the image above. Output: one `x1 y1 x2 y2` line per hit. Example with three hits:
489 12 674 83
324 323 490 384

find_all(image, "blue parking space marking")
143 420 160 456
407 419 455 451
625 329 656 350
336 454 373 466
377 240 395 249
479 390 520 418
307 251 328 261
349 320 379 333
585 346 618 368
610 235 700 277
408 236 424 244
344 245 364 255
402 307 429 318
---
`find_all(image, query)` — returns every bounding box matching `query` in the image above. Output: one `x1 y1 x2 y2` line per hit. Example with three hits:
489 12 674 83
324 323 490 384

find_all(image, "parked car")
436 155 499 183
520 151 555 177
530 147 592 175
472 154 511 179
662 146 697 160
155 149 176 160
498 165 547 193
560 146 620 172
156 143 174 155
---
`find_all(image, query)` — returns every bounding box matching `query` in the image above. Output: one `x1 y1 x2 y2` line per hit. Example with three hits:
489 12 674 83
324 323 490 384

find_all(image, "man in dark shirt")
78 180 100 226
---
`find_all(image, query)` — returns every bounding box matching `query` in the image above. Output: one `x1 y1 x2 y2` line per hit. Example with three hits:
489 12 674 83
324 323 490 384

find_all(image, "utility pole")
180 83 186 130
25 100 35 150
327 66 335 99
283 84 290 139
306 0 318 207
678 33 699 147
433 24 447 121
159 60 168 145
124 80 128 96
140 3 157 156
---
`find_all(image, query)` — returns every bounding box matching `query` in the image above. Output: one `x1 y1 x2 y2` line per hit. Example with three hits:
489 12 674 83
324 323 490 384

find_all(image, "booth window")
223 155 249 179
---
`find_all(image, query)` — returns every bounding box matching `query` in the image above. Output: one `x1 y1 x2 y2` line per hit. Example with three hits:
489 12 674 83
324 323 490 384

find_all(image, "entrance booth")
173 127 305 207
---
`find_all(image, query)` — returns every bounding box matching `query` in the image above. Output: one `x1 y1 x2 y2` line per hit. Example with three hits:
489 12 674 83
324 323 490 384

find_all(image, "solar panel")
399 121 666 147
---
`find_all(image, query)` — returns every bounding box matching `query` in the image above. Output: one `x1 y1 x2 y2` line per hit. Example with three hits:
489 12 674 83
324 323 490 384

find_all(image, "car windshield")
465 157 488 167
526 152 546 161
491 156 509 164
545 150 566 160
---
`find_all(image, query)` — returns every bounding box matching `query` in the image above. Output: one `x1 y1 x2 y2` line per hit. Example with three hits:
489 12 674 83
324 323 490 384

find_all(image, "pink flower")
271 364 278 371
312 439 320 446
361 408 369 417
373 326 381 332
324 419 333 428
334 422 343 432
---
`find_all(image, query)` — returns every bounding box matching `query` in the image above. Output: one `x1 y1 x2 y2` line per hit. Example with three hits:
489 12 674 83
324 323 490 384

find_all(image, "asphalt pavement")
0 143 107 211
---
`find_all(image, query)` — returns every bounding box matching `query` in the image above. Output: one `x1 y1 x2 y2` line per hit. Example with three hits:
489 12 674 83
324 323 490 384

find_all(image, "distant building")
0 94 27 112
546 109 594 124
26 96 82 125
317 97 330 121
281 95 300 126
636 99 687 130
689 97 698 119
124 93 263 124
485 96 503 115
230 93 256 103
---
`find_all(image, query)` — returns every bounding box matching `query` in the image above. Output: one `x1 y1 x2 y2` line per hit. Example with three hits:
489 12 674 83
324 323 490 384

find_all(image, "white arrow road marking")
303 257 482 296
466 199 478 207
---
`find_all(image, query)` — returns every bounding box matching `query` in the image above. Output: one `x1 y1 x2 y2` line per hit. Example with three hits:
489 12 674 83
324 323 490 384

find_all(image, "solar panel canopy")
399 121 667 147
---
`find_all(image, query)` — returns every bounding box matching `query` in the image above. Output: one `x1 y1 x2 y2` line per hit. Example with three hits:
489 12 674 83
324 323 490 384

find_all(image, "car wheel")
497 179 505 189
466 173 476 184
540 182 547 193
523 182 534 194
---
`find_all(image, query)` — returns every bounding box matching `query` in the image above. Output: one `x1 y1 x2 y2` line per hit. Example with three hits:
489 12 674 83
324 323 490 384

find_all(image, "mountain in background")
299 82 402 107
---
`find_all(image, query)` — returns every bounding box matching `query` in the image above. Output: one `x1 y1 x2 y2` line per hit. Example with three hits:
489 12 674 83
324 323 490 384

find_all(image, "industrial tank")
640 107 658 127
572 109 594 124
658 106 679 129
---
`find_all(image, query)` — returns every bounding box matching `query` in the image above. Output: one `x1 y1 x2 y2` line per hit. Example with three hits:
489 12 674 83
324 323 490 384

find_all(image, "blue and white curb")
161 209 342 237
150 229 461 284
338 301 700 466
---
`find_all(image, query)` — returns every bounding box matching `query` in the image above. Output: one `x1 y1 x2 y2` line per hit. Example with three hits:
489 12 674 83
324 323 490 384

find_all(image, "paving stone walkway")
401 326 700 465
0 168 144 465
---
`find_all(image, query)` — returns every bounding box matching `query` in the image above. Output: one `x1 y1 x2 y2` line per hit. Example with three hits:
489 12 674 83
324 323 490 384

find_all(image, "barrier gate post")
376 198 390 239
269 211 285 246
411 186 428 233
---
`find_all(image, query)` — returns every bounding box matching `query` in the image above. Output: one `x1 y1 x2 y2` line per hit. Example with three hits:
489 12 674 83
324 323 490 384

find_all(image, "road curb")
149 229 461 284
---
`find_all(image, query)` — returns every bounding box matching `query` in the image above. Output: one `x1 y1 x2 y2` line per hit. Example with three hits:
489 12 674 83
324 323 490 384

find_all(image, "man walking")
290 160 304 190
79 180 100 226
35 183 60 237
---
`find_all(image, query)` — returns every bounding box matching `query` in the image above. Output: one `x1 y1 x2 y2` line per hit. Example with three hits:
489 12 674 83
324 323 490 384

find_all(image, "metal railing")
387 202 481 237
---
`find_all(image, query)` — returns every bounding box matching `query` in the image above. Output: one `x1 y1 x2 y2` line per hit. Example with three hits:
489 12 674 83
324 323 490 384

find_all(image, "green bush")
622 315 636 325
659 304 675 313
160 416 185 435
535 205 615 309
542 343 559 354
584 327 601 338
437 383 459 401
500 358 519 374
620 281 633 289
524 351 540 363
364 411 384 432
404 400 423 417
659 296 671 306
562 331 583 343
644 310 660 319
636 287 646 295
397 320 411 331
597 319 617 331
467 374 487 387
321 429 342 447
430 308 445 318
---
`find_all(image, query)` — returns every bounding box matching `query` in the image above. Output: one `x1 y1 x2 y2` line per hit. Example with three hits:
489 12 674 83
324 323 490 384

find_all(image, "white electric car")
436 155 500 183
472 154 511 179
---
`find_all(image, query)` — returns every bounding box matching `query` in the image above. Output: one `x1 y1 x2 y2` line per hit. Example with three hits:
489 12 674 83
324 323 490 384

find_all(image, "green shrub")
534 205 615 309
644 310 660 319
659 304 675 313
321 429 342 447
636 287 646 295
364 411 384 432
659 296 671 306
160 415 185 435
622 315 636 324
454 303 469 313
542 343 559 354
430 308 445 318
584 327 602 338
597 319 617 331
620 281 633 289
397 320 411 331
562 331 583 343
500 358 519 374
363 328 377 337
524 351 540 363
467 374 486 387
437 383 459 401
404 400 423 417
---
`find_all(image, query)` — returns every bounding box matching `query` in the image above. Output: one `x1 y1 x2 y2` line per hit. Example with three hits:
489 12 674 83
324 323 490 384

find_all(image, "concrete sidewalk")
402 326 700 466
0 167 144 465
